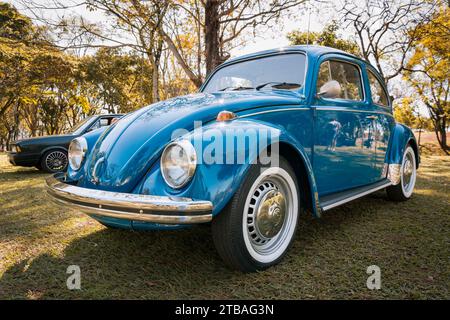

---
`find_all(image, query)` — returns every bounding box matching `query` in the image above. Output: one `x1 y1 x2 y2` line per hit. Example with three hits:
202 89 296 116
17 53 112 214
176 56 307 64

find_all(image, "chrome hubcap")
46 151 67 171
255 190 286 239
401 147 417 197
402 156 413 189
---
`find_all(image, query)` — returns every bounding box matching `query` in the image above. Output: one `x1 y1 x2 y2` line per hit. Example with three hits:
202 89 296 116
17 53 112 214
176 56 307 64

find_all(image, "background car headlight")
11 145 21 153
68 137 88 171
161 140 197 189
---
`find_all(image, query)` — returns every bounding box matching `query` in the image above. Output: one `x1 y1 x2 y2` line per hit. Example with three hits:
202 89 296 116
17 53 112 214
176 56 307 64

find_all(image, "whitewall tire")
211 156 300 272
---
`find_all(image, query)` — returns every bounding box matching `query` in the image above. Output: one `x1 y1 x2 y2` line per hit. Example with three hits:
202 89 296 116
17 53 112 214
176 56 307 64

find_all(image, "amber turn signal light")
216 110 237 122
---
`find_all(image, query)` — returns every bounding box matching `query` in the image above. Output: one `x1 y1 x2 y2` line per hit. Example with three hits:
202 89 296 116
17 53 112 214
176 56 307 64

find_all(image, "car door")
366 68 395 179
312 57 380 196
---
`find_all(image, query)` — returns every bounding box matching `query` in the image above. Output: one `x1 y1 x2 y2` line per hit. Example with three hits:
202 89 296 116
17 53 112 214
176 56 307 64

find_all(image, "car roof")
224 45 365 65
217 45 387 85
96 114 123 117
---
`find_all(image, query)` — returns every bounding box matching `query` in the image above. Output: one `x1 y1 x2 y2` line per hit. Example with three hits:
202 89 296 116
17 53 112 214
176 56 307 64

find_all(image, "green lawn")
0 153 448 299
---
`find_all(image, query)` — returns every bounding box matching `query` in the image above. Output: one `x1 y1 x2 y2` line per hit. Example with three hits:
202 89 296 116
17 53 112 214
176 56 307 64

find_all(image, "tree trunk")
152 40 163 102
434 117 449 155
205 0 221 76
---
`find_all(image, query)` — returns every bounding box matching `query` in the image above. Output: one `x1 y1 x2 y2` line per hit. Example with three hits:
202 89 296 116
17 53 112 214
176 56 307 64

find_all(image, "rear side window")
316 60 364 101
368 70 389 107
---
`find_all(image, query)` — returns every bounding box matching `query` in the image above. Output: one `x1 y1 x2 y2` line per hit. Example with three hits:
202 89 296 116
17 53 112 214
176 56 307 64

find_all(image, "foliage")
337 0 437 83
393 98 419 128
0 3 157 148
404 4 450 154
287 21 361 56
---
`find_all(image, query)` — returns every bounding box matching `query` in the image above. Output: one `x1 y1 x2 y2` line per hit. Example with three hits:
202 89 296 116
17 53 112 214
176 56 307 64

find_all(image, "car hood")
81 91 302 192
15 134 75 145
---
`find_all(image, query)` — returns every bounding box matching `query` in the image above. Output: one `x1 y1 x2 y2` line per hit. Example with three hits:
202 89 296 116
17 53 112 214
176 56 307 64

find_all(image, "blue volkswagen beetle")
46 46 419 272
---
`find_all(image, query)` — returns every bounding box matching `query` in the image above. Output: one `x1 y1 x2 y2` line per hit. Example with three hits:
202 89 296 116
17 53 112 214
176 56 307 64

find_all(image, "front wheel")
40 150 68 173
386 145 417 201
212 157 299 272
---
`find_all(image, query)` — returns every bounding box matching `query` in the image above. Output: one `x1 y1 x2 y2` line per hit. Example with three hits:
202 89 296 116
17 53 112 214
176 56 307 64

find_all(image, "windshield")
69 116 95 135
202 53 306 93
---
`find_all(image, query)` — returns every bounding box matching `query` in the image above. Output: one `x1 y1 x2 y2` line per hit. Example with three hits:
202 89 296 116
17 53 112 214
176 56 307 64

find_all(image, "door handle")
366 115 378 120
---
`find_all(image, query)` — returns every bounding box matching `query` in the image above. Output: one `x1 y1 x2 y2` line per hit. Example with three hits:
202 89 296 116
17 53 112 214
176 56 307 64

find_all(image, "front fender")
66 126 109 181
135 119 320 217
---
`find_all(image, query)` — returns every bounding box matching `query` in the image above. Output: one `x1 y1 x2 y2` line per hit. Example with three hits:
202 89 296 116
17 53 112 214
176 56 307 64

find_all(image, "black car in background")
7 114 122 173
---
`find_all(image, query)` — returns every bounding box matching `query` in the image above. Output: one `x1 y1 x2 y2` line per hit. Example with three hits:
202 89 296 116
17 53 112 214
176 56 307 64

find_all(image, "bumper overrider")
46 173 213 224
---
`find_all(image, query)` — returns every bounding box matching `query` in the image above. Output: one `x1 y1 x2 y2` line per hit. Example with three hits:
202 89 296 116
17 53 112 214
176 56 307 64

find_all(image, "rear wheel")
387 145 417 201
212 157 300 272
40 150 68 173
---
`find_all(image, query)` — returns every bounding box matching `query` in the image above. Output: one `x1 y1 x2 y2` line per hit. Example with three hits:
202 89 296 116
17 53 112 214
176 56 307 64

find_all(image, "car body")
46 46 419 272
7 114 122 172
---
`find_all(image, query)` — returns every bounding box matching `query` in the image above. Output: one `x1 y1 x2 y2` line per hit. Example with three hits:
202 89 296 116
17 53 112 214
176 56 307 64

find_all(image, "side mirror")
317 80 341 99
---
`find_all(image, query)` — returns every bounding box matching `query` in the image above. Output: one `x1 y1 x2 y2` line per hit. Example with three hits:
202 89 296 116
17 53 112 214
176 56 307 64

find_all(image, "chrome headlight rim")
160 140 197 189
68 137 88 171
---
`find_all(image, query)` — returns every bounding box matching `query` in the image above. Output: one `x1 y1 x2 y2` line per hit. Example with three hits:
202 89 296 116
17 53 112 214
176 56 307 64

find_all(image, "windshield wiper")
219 86 255 91
256 82 302 90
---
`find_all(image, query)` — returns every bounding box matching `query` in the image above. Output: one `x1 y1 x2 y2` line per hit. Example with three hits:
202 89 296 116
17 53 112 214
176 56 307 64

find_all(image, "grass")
0 152 448 299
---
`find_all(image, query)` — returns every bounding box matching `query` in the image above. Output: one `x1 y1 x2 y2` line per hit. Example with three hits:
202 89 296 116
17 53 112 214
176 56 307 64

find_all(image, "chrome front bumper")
46 174 213 224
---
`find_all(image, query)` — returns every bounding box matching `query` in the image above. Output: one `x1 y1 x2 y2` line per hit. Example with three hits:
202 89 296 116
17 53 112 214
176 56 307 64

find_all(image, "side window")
88 118 110 131
368 70 388 107
316 60 364 101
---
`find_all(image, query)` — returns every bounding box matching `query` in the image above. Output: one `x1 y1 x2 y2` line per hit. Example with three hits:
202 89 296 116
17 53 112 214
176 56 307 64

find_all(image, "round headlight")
68 137 88 171
161 140 197 189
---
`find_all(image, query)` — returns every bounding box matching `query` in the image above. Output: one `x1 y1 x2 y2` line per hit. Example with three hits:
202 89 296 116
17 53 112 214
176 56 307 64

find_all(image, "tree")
18 0 308 90
404 4 449 154
393 97 419 128
170 0 308 79
287 21 361 56
80 48 153 113
337 0 437 84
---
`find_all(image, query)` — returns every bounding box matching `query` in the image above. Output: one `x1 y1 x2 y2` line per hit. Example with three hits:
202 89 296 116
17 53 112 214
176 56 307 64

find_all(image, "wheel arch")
276 141 320 218
387 123 420 168
39 146 68 162
407 137 420 169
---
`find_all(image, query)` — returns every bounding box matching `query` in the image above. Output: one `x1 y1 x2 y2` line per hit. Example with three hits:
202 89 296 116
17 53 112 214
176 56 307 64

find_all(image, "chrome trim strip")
314 107 392 116
239 107 310 118
46 174 213 224
322 180 392 211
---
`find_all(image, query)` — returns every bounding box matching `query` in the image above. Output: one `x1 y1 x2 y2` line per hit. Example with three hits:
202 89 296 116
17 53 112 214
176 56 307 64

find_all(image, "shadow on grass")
0 168 43 177
0 176 448 299
0 185 75 243
0 190 408 299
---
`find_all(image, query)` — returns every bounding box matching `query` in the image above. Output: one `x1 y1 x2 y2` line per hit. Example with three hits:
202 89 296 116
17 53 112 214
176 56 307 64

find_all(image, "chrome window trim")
314 107 393 117
315 58 366 103
367 68 390 108
200 50 309 95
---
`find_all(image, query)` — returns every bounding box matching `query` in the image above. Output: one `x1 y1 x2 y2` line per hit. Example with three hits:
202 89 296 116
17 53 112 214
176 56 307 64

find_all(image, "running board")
320 179 392 211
